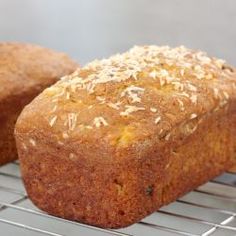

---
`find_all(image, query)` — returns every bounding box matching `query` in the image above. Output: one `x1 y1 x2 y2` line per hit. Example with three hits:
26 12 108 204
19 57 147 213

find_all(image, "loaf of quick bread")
0 42 77 165
15 45 236 228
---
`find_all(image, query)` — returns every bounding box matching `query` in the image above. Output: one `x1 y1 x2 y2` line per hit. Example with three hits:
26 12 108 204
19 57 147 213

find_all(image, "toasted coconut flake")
165 133 171 141
69 153 76 160
233 83 236 90
121 85 145 103
223 91 229 100
62 132 69 139
66 92 70 100
51 105 57 113
22 143 27 150
149 70 158 79
120 105 145 116
49 116 57 127
96 96 106 102
187 83 197 92
177 99 185 111
172 81 184 91
215 59 225 68
107 102 120 110
213 88 219 99
154 116 161 124
68 113 78 131
29 139 36 146
177 92 190 98
150 107 157 113
190 94 198 104
190 113 197 119
93 117 108 128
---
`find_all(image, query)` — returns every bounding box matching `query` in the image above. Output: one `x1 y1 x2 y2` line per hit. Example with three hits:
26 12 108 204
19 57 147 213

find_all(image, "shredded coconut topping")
233 83 236 90
187 83 197 92
51 105 57 113
223 91 229 100
150 107 158 113
155 116 161 124
49 115 57 127
190 94 198 104
107 102 121 110
121 85 145 103
120 105 145 116
177 99 185 111
62 132 69 139
57 45 229 97
67 113 78 131
213 88 219 99
46 45 233 140
29 139 36 146
190 113 198 119
172 81 184 91
164 133 171 141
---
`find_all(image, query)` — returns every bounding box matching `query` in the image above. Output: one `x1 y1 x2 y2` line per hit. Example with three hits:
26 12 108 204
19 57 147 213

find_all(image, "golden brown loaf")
15 45 236 228
0 42 78 165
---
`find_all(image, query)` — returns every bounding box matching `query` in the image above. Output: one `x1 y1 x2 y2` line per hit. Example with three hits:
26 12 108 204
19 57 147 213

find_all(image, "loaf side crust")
15 105 235 228
0 42 78 165
15 45 236 227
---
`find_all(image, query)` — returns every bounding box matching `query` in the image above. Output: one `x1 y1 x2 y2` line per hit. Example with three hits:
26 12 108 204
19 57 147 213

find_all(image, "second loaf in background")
0 42 78 165
15 45 236 228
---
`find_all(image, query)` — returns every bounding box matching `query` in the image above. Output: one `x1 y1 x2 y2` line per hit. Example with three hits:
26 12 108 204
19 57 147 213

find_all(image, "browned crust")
15 103 235 228
0 42 78 165
14 45 236 228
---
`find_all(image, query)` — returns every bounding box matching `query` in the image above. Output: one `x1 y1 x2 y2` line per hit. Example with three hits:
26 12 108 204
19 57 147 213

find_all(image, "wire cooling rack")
0 161 235 236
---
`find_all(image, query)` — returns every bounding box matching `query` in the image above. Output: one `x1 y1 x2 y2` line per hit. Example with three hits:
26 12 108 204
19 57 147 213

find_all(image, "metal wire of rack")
0 161 235 236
